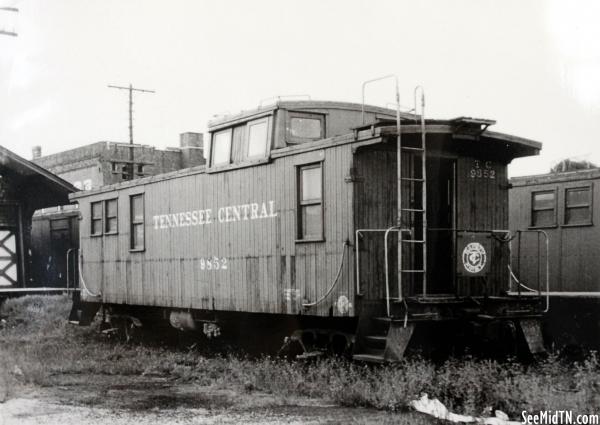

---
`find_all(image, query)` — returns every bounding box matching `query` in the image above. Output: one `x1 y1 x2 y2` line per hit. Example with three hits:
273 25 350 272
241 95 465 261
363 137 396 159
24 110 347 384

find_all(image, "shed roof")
0 145 76 209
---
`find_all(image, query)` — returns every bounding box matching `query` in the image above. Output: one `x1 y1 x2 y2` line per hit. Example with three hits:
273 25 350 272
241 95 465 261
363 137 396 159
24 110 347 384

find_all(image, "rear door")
426 157 456 294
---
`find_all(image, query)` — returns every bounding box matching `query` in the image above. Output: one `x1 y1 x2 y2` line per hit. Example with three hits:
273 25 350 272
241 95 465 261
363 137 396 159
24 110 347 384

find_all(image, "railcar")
31 206 79 289
510 169 600 352
70 99 547 361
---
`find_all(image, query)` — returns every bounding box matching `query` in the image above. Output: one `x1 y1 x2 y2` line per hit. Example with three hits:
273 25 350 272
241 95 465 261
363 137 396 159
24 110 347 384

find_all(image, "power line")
108 83 155 179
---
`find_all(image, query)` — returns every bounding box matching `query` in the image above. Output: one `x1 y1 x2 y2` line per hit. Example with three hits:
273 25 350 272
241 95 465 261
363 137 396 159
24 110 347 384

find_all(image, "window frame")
530 189 557 229
245 117 270 160
210 128 233 167
564 184 593 227
129 193 145 252
296 162 325 242
286 112 325 145
90 201 103 237
104 198 119 235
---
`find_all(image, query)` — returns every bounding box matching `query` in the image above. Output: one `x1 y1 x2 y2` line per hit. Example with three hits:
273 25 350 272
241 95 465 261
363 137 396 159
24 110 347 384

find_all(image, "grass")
1 295 599 418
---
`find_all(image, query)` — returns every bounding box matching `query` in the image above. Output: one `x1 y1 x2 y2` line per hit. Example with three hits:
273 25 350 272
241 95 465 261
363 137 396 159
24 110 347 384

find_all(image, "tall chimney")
179 132 205 167
32 146 42 160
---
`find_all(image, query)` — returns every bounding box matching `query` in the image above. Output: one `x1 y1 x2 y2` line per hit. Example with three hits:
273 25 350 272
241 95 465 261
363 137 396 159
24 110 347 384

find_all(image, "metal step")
401 269 425 273
373 316 409 324
401 208 425 212
401 146 424 152
401 177 425 182
352 353 386 363
365 335 387 346
401 239 425 243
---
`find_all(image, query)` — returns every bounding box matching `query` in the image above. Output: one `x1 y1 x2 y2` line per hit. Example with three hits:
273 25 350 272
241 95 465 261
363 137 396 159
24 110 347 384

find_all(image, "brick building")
29 133 204 287
32 132 205 190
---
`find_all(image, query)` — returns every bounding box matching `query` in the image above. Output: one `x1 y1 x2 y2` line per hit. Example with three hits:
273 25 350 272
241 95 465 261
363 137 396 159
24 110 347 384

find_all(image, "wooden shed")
0 145 75 289
72 101 544 359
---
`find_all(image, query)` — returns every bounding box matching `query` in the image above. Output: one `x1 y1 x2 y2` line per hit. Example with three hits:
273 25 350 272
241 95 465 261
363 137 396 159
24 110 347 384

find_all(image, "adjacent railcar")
31 207 79 288
510 169 600 352
71 100 545 361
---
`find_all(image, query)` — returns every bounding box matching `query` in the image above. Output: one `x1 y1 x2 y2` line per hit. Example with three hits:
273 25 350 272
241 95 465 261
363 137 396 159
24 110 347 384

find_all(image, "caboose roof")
511 168 600 187
71 119 541 200
71 101 541 200
208 100 416 130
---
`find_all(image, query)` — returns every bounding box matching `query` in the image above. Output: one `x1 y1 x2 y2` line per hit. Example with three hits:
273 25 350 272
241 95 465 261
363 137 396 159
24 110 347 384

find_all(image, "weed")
1 295 598 417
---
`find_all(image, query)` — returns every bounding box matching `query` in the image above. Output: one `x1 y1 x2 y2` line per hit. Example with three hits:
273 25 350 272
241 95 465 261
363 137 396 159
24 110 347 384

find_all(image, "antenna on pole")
0 6 18 37
108 83 155 179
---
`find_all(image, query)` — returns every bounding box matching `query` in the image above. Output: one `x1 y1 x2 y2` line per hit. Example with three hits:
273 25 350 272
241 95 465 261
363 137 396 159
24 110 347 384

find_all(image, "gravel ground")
0 374 432 425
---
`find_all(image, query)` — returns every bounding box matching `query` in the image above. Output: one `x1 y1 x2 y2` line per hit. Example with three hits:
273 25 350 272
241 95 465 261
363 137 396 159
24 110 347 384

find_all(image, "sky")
0 0 599 177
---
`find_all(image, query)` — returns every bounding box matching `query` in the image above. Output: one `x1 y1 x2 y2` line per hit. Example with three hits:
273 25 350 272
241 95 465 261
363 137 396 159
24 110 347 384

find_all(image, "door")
48 218 72 287
426 157 455 294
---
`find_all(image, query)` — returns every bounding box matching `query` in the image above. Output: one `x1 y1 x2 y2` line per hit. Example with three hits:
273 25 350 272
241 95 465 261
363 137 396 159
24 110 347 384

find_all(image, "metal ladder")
398 87 428 299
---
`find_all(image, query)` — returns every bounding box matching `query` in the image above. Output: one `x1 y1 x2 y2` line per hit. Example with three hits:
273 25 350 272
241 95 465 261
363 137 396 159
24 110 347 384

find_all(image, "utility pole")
108 83 155 179
0 7 18 37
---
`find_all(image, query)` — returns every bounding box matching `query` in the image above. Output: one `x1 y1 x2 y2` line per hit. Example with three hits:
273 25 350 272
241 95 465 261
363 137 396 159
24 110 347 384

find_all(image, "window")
122 164 133 180
211 129 232 166
104 199 118 234
287 113 324 144
91 201 103 236
298 163 323 240
91 199 118 236
130 194 145 250
531 190 556 227
246 118 269 158
230 125 246 163
565 186 592 225
51 218 70 242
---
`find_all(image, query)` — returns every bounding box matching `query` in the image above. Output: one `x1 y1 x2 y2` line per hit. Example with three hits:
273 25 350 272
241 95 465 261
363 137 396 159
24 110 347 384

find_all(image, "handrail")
507 229 550 313
384 226 412 316
424 228 549 313
355 228 412 298
78 249 102 298
361 76 404 315
413 85 427 296
302 241 348 308
66 248 75 290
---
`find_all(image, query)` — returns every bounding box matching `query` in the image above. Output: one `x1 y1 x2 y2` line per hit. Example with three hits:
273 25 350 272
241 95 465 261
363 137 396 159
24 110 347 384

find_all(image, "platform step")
365 335 387 346
352 353 386 363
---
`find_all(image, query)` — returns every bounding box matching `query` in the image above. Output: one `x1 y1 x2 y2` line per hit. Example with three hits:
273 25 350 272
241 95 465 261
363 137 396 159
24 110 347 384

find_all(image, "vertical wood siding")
455 156 510 296
79 144 356 317
354 139 512 301
510 176 600 293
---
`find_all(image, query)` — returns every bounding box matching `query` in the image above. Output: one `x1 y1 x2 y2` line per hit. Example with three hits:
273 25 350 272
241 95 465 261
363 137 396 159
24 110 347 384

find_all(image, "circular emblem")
462 242 487 273
336 295 350 315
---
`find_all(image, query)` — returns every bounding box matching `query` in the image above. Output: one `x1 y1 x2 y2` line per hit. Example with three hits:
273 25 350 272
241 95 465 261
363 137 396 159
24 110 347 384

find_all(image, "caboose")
70 99 547 361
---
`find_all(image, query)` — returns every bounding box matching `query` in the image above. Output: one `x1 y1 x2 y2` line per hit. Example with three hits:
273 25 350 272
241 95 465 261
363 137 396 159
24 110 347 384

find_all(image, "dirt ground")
0 373 433 425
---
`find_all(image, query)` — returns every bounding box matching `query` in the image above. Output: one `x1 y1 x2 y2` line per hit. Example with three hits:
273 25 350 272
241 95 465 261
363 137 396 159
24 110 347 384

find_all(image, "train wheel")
278 329 353 360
